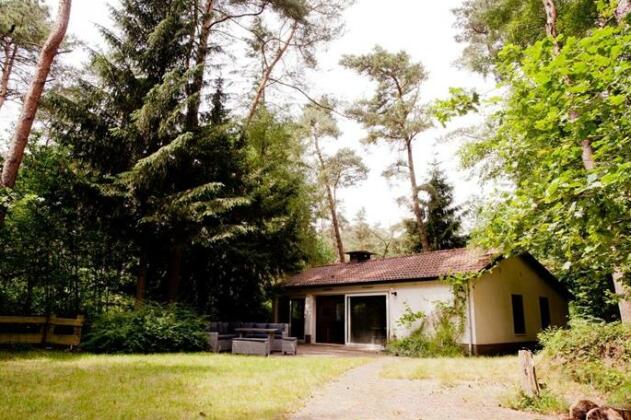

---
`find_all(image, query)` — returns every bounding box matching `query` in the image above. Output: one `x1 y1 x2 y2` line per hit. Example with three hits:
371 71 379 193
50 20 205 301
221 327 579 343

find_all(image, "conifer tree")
47 0 250 303
404 163 466 252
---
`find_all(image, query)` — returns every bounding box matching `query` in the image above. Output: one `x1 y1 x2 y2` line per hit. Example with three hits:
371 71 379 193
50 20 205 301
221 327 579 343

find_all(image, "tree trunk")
1 0 71 190
613 271 631 323
0 44 18 113
246 22 298 125
614 0 631 323
541 0 560 53
326 184 345 263
185 0 214 129
135 253 147 308
616 0 631 22
405 140 431 252
166 245 183 303
581 139 595 170
313 131 345 262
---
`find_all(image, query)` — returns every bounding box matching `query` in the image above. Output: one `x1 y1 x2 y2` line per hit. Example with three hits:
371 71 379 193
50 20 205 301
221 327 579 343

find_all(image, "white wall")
285 256 569 348
471 257 569 345
287 280 460 345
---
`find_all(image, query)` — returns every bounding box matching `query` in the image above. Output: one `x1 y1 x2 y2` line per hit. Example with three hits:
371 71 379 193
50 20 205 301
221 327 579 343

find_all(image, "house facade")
274 248 570 354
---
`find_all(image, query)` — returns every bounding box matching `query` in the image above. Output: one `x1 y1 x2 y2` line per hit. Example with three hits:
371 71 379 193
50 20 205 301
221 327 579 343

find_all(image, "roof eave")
282 275 442 289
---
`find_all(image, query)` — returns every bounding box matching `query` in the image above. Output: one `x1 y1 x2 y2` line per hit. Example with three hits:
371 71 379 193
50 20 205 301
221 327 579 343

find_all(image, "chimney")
345 250 374 263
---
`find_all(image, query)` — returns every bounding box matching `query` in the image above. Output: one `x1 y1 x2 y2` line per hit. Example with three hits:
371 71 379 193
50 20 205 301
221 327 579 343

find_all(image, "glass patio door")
289 298 305 340
315 295 345 344
348 295 387 345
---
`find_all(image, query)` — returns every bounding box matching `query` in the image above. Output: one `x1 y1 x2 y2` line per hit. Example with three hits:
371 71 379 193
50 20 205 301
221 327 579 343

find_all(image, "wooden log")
518 349 541 397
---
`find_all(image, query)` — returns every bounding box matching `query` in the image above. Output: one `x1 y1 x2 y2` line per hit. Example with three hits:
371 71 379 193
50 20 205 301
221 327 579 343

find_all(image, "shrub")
538 319 631 407
387 301 464 357
82 303 208 353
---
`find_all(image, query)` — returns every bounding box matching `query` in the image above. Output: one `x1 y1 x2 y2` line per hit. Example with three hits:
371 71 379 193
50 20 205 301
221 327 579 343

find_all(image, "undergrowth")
501 388 567 414
538 319 631 408
386 301 464 357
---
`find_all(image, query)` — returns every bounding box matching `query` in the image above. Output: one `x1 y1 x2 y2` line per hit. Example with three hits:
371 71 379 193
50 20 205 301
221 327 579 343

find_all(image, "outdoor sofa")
207 322 289 353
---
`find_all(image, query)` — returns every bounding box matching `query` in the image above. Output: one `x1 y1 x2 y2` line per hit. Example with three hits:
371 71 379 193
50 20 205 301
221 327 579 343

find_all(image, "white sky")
0 0 496 229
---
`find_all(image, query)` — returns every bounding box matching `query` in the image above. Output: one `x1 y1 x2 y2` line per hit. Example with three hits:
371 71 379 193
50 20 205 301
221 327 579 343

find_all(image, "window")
511 294 526 334
539 297 551 330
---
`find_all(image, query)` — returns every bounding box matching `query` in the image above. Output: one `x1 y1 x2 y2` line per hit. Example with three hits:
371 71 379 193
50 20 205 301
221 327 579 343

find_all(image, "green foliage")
387 301 465 358
33 0 322 319
396 303 426 329
463 25 631 315
82 303 208 354
404 163 467 252
0 144 133 316
539 319 631 407
0 0 52 104
453 0 599 75
340 46 430 145
432 87 480 127
341 208 406 258
502 389 568 414
0 0 50 44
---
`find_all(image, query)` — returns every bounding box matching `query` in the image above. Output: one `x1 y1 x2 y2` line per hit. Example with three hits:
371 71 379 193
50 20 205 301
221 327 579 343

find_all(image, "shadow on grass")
0 350 366 419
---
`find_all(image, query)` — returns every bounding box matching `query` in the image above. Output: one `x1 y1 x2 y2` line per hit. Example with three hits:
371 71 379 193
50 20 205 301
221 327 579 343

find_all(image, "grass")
0 351 368 420
380 355 619 415
501 388 568 414
381 355 520 386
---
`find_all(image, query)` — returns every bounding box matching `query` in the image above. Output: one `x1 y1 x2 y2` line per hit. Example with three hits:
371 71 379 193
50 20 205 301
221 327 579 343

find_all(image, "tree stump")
518 349 540 397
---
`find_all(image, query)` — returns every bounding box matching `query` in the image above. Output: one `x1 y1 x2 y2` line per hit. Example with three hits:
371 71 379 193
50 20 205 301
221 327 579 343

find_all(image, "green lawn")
381 355 520 385
0 351 368 420
380 355 618 414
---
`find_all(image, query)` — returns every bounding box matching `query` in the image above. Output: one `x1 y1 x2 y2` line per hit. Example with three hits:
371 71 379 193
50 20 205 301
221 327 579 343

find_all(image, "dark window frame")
539 296 551 330
511 294 526 335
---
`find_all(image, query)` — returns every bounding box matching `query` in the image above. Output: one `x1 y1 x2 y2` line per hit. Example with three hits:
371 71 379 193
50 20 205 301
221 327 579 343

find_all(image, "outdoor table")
234 328 277 344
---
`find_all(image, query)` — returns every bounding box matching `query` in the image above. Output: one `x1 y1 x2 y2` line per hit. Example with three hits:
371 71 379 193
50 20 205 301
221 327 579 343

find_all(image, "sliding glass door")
289 298 305 340
316 295 345 344
348 295 387 346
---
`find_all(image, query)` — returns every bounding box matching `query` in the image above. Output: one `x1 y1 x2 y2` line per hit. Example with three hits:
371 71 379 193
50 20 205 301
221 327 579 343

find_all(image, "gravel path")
291 358 552 420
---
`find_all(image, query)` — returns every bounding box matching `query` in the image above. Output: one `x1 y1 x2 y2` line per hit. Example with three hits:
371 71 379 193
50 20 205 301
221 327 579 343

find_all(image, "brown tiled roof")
285 248 498 288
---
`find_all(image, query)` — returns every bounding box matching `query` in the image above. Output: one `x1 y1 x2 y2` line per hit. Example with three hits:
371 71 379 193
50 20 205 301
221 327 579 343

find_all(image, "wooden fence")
0 315 85 347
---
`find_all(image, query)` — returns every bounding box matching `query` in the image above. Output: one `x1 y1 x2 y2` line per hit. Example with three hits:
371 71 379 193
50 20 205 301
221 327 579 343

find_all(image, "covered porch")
274 292 390 349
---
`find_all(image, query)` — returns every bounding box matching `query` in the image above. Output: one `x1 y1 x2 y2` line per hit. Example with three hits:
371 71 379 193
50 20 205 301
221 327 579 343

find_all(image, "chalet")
274 248 571 355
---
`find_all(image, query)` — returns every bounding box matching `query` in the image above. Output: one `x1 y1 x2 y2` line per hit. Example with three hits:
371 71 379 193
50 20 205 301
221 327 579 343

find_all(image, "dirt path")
291 358 552 420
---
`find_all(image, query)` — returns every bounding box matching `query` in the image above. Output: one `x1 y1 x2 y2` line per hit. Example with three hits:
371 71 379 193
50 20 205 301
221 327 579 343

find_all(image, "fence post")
518 349 540 397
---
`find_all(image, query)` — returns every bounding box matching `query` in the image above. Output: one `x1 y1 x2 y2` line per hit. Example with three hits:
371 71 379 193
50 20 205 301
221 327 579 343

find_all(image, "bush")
387 302 464 357
538 319 631 407
82 303 208 353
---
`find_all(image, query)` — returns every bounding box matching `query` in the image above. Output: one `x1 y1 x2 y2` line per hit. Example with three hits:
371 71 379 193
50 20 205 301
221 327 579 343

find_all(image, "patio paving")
289 344 384 357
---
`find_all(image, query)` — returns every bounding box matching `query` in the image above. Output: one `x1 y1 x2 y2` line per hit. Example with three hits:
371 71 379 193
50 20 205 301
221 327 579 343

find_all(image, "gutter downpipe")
466 279 474 356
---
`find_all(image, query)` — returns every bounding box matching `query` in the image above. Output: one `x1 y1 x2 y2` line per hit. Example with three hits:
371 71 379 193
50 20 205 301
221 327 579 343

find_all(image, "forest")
0 0 629 325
